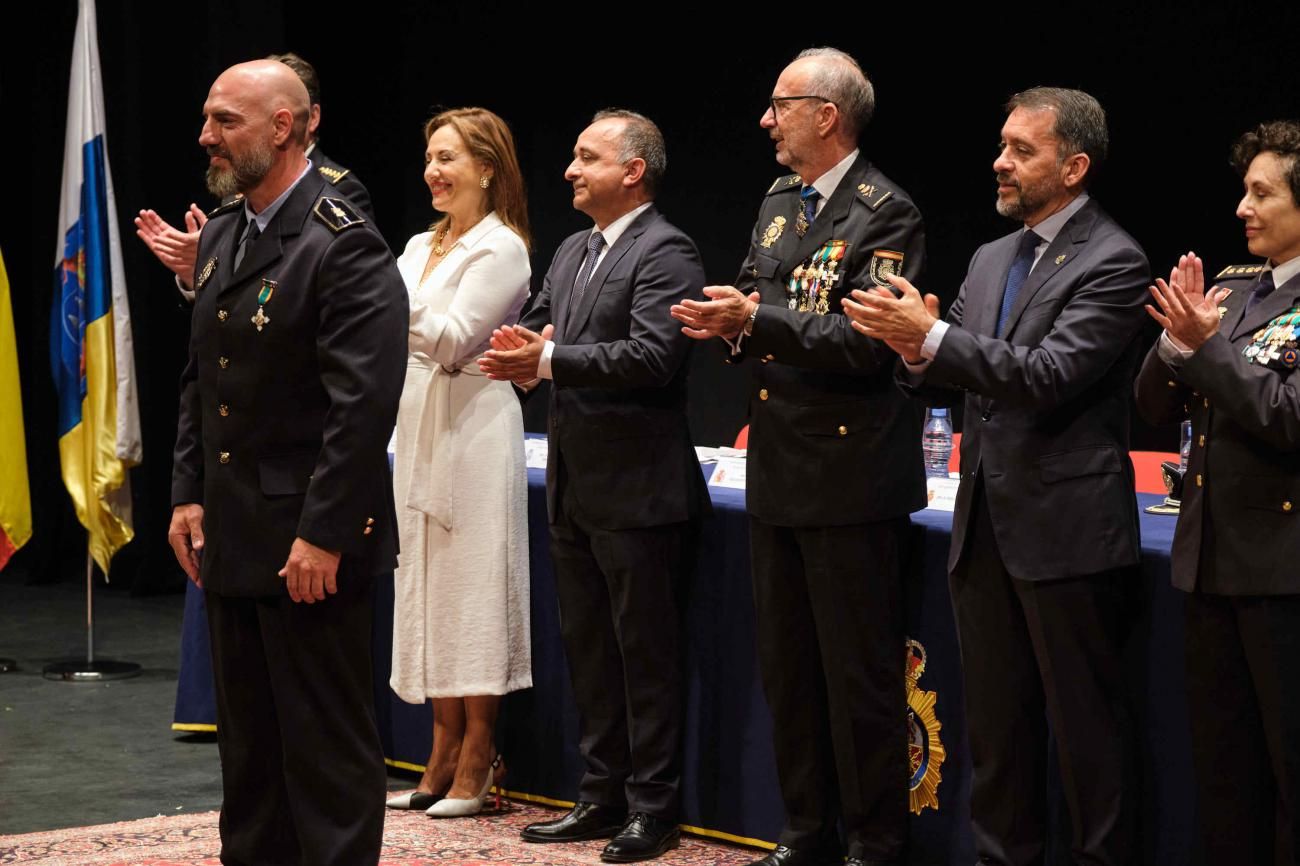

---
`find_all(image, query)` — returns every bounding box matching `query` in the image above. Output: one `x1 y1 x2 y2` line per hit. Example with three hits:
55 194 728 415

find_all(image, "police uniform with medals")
173 168 407 866
1135 258 1300 863
729 151 926 863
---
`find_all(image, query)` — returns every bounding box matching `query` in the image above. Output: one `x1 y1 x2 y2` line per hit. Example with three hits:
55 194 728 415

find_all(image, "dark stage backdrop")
6 3 1299 592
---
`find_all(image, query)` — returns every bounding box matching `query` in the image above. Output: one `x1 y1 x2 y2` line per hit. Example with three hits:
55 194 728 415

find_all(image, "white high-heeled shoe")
424 756 502 818
386 790 442 810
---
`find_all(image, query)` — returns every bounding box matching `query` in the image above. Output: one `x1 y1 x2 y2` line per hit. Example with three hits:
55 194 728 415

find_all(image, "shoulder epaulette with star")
317 164 352 185
1215 263 1266 280
207 197 244 219
853 181 894 212
313 196 367 233
766 173 802 195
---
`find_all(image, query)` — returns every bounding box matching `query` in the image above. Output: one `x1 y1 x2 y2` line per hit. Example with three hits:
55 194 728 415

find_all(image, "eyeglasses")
768 95 834 119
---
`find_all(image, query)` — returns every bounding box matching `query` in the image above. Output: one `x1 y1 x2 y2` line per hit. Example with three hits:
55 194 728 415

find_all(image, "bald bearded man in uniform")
168 60 406 866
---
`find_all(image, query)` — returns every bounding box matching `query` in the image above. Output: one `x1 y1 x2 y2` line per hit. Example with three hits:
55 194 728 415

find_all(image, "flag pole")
42 540 140 682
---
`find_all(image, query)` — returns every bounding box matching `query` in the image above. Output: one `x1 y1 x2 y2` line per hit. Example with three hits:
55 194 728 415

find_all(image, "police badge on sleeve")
869 249 905 289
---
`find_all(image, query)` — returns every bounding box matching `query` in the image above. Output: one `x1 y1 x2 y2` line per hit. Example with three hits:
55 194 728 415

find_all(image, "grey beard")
205 141 274 198
995 195 1028 221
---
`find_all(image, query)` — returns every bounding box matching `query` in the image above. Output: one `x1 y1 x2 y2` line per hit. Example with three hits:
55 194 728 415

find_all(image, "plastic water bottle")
923 408 953 479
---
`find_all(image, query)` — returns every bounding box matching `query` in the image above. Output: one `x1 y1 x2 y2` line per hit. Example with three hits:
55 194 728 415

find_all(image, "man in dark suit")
843 87 1148 866
670 48 926 866
1136 120 1300 864
479 109 708 863
167 59 406 866
136 51 374 303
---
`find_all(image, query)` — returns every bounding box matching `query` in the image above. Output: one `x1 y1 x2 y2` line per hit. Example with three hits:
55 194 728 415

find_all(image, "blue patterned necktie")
996 230 1041 337
1245 270 1276 313
801 186 821 226
572 231 606 305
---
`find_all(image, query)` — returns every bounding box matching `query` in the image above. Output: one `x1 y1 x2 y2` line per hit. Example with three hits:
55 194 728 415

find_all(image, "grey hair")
1006 87 1109 185
592 108 667 196
794 47 875 137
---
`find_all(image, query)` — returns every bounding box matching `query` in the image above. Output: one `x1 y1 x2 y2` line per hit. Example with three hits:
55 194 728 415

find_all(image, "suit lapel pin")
251 278 276 332
1054 254 1067 266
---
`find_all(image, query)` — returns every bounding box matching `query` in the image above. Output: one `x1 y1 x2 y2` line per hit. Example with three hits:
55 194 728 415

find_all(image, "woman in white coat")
385 107 532 817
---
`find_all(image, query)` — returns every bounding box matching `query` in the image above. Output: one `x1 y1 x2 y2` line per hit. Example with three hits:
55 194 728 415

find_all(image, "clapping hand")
841 275 941 363
135 204 207 287
479 323 554 383
1145 252 1232 352
669 286 759 340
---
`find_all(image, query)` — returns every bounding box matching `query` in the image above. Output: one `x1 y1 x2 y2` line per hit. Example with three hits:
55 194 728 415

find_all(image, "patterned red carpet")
0 796 762 865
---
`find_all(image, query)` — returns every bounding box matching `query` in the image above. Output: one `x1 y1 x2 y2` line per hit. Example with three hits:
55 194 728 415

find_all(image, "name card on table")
925 476 960 512
524 438 549 470
708 456 748 490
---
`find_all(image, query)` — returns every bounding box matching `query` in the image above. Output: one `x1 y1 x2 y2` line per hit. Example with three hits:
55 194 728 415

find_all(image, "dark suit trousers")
950 480 1134 866
750 517 909 863
549 464 690 819
205 581 386 866
1184 591 1300 866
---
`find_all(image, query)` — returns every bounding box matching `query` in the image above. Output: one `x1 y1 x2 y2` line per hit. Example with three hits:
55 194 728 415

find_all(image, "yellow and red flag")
0 250 32 571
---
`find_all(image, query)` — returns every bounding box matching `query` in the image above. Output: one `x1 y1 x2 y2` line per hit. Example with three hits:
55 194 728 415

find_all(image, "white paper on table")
708 456 748 489
925 475 960 512
524 438 549 470
696 445 747 464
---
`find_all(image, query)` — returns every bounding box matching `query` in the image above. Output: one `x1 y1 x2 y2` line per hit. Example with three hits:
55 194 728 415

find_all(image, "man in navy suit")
844 87 1150 866
480 109 708 864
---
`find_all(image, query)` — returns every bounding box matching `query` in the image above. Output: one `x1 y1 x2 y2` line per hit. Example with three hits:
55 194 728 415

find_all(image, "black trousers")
549 473 691 820
1185 591 1300 866
749 516 909 864
951 485 1134 866
205 580 386 866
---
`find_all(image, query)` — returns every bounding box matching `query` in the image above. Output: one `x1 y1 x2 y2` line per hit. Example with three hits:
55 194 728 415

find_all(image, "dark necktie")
572 231 606 306
234 217 261 270
801 186 821 226
996 230 1041 337
1245 270 1276 313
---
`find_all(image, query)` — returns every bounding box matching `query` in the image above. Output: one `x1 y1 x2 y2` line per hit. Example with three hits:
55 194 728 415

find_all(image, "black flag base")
0 658 16 673
42 659 141 682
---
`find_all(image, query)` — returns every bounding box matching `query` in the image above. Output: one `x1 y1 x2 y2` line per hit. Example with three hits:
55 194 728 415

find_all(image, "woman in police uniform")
1136 120 1300 864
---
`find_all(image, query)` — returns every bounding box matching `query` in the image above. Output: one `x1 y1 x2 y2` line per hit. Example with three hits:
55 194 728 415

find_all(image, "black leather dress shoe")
746 845 834 866
600 812 680 863
520 801 625 843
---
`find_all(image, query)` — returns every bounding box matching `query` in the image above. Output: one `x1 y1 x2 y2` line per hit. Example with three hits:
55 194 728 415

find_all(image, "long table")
173 450 1194 864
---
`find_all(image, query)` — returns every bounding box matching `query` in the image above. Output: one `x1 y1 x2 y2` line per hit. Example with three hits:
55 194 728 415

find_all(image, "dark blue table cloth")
173 445 1190 864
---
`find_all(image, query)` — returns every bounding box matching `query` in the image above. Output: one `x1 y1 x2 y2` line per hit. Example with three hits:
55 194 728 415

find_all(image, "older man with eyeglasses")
672 47 926 866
